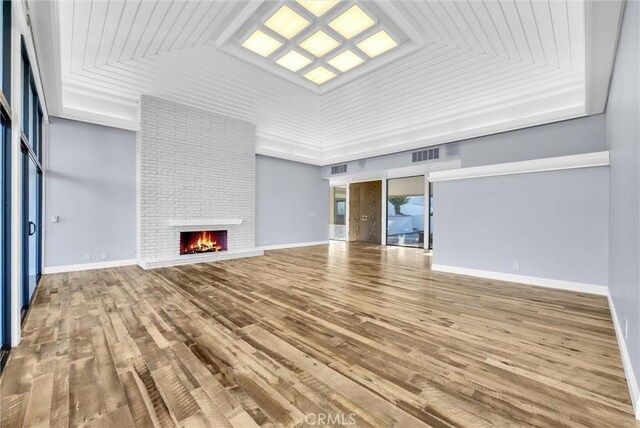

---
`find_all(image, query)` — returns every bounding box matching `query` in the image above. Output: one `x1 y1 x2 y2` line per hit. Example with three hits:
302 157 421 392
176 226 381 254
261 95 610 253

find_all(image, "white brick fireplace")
137 95 263 269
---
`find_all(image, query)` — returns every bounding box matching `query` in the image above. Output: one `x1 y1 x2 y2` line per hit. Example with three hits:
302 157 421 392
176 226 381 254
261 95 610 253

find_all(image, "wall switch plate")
101 252 108 259
51 216 59 223
512 262 520 271
84 253 91 260
624 319 628 339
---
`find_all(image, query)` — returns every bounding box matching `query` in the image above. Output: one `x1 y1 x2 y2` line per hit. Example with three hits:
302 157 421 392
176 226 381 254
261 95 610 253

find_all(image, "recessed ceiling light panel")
356 30 398 58
327 50 364 72
241 30 283 57
299 30 340 58
304 66 337 85
264 5 310 39
329 5 375 39
276 50 313 72
296 0 340 17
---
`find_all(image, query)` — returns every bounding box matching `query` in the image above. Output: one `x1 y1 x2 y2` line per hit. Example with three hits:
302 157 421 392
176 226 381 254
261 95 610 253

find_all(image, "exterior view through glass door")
386 176 425 248
329 186 346 240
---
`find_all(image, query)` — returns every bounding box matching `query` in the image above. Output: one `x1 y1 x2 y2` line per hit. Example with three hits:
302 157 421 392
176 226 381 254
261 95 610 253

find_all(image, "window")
0 0 10 102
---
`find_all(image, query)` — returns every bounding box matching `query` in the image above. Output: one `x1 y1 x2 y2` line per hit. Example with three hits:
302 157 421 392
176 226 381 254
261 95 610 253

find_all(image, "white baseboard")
138 248 264 269
43 259 138 274
258 240 330 251
431 264 608 296
608 292 640 420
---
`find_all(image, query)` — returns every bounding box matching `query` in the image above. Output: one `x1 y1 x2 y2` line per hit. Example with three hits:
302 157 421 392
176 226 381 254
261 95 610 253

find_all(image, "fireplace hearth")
180 230 228 255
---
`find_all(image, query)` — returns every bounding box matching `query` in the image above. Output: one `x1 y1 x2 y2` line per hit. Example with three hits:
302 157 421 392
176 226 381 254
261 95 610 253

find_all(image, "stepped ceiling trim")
215 1 423 93
29 0 623 165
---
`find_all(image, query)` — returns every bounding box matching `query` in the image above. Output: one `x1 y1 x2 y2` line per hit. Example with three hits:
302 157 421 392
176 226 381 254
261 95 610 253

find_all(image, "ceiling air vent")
331 164 347 174
412 148 440 163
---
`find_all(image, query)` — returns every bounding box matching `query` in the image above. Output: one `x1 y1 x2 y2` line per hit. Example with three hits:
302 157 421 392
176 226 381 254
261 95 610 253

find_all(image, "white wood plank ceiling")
29 0 622 165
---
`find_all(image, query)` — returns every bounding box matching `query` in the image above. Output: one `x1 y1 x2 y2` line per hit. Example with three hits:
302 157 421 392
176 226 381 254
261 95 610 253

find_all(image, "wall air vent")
331 164 347 174
412 148 440 163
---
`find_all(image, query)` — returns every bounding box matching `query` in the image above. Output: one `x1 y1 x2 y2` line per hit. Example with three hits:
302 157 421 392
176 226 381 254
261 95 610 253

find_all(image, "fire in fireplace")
180 230 227 255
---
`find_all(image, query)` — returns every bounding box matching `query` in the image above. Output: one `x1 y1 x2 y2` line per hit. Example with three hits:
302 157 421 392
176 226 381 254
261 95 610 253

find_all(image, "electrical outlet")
101 252 108 259
624 319 628 339
512 262 520 271
84 253 90 260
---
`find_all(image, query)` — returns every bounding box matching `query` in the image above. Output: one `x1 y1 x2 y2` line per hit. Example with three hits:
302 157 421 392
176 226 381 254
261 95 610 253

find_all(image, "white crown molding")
60 107 139 132
257 240 329 251
43 259 137 274
319 80 586 165
585 0 625 114
428 151 609 183
431 264 608 296
608 292 640 420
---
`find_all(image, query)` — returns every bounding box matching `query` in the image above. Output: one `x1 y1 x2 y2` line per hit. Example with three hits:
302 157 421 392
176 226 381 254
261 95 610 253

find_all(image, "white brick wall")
137 95 256 261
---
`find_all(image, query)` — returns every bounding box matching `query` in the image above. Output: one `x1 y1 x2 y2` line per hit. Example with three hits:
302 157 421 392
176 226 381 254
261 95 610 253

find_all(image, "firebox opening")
180 230 228 255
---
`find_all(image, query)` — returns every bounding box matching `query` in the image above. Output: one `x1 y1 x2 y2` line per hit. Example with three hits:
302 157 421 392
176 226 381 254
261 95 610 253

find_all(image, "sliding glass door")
0 0 11 357
23 151 40 306
20 39 43 313
386 176 425 248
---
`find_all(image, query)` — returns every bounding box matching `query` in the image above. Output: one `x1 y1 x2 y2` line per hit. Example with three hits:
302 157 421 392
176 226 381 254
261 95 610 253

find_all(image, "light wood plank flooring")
1 242 637 427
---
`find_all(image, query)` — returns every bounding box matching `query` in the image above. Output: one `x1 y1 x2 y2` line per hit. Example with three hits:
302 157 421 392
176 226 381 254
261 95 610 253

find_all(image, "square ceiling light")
356 30 398 57
264 5 310 39
329 5 375 39
304 66 337 85
276 50 313 72
299 30 340 57
327 50 364 72
241 30 283 57
296 0 340 17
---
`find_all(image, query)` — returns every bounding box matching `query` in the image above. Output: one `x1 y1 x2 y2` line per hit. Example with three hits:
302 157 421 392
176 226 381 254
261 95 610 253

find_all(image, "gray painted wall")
322 114 605 178
256 155 329 247
459 114 605 167
432 167 610 286
607 0 640 395
45 117 136 267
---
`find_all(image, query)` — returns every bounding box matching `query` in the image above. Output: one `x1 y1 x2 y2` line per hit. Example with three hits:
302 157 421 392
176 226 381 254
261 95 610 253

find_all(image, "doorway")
386 176 425 248
348 180 382 244
329 186 347 240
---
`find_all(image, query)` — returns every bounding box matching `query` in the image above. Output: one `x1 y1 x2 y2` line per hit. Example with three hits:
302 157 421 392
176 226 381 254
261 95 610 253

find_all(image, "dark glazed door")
349 180 382 244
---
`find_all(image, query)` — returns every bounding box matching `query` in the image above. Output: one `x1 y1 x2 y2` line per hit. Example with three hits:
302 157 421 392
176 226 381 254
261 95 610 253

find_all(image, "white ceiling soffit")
30 0 623 166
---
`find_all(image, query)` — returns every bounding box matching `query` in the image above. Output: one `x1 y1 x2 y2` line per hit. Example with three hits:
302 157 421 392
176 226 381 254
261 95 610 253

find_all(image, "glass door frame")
20 135 42 315
0 110 10 364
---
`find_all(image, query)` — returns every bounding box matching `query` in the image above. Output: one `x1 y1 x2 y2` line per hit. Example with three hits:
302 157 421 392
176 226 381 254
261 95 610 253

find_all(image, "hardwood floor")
1 242 637 427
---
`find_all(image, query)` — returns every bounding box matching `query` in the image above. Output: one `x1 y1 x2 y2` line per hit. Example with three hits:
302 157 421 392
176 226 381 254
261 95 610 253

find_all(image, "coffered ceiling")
30 0 623 165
